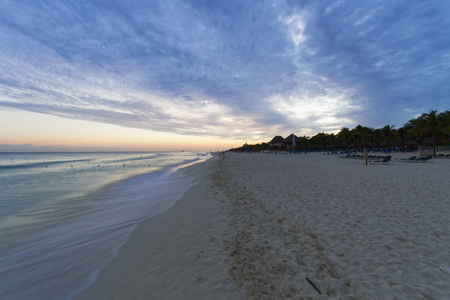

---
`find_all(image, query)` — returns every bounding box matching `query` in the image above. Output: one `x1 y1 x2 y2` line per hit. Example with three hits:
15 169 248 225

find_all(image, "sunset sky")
1 0 449 151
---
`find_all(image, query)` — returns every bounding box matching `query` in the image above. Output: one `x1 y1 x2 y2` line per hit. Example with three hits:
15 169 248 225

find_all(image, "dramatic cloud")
1 0 449 140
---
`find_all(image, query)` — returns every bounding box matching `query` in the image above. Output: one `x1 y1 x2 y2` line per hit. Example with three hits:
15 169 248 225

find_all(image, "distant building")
269 136 286 150
283 134 299 148
269 134 299 151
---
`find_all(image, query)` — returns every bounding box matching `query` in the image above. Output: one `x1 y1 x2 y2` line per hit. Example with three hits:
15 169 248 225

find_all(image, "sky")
1 0 449 151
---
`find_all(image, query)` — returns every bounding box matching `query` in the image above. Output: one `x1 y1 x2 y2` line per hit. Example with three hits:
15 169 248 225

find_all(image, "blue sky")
1 0 449 151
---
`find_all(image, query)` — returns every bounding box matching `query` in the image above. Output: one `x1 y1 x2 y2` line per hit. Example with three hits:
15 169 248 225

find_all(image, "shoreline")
75 155 244 299
76 152 450 299
0 152 211 300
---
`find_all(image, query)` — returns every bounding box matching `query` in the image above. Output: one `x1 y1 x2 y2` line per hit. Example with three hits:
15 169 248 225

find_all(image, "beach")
77 152 450 299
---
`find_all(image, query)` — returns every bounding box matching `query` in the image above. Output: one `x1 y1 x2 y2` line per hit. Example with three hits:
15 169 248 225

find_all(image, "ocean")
0 151 210 299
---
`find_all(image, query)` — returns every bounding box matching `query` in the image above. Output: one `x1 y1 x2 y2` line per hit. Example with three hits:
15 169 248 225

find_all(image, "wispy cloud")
1 0 449 141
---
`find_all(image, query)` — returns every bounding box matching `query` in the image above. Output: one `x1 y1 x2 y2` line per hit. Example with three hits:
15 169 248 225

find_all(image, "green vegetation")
231 109 450 155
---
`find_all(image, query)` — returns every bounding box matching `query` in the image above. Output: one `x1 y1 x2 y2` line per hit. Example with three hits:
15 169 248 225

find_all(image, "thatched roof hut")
269 136 286 150
283 134 299 145
269 136 285 144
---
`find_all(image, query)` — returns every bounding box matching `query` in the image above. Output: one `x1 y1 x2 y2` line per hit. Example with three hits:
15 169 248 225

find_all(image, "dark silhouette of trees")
337 127 351 150
230 109 449 153
410 109 448 156
382 125 395 150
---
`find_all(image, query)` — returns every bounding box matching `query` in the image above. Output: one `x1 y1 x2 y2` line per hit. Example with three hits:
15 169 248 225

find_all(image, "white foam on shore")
0 155 209 300
75 155 243 299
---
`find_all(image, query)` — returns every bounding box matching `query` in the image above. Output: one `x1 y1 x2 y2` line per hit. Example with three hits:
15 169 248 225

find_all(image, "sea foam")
0 152 209 299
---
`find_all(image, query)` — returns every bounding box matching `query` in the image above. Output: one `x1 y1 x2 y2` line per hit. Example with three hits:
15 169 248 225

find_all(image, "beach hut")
284 134 299 152
269 136 286 150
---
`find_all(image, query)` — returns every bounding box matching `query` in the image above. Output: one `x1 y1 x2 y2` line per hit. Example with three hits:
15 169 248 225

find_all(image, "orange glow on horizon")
0 109 242 151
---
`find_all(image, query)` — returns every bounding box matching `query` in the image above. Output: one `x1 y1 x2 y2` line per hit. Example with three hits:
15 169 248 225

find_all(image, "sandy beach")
77 152 450 299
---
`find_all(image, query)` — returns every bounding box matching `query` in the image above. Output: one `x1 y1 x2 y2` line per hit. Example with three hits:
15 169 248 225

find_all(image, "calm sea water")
0 152 210 299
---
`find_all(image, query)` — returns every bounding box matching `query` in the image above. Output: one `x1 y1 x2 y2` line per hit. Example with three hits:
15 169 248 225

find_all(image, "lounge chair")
369 155 392 165
398 156 416 162
414 155 433 163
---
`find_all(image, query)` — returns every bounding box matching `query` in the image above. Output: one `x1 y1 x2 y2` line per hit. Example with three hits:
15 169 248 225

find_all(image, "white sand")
77 152 450 299
75 157 243 299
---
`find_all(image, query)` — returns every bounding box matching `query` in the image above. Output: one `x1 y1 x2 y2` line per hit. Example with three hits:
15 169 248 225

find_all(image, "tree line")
233 109 450 156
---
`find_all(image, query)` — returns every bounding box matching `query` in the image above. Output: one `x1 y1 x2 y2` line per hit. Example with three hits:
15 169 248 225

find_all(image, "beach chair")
369 155 392 165
398 156 416 162
414 155 433 163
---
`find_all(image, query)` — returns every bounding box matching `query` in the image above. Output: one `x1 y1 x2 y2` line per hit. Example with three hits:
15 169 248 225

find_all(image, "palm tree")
412 109 441 156
397 127 408 152
373 128 383 150
438 110 450 143
337 127 351 150
350 127 361 150
355 125 373 150
382 125 395 151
